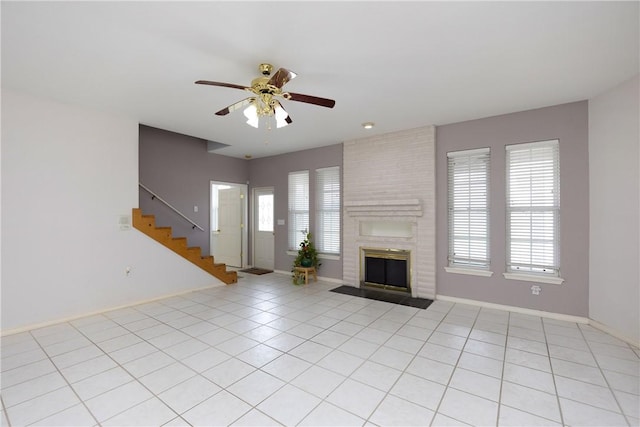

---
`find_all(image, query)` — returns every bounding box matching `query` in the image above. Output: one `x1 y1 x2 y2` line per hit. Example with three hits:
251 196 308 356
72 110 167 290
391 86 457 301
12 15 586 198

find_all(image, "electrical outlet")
531 285 541 295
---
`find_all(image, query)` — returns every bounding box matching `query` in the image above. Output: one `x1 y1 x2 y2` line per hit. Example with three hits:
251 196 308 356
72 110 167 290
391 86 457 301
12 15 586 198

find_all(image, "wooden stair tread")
132 208 236 285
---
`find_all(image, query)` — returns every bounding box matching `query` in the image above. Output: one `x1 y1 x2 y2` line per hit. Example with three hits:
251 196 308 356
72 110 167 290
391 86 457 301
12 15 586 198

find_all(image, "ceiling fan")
195 63 335 129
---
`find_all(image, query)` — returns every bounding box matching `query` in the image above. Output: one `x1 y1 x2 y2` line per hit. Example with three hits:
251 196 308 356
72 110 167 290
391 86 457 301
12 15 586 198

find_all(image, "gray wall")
249 144 343 278
139 125 249 254
436 101 590 316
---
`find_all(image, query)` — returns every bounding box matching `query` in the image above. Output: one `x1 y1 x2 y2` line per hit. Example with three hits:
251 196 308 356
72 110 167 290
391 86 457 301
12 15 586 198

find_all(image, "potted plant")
292 232 320 284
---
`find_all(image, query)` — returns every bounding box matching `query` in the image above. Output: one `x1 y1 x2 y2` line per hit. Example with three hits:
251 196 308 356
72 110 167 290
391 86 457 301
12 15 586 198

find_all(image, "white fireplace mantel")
344 199 422 218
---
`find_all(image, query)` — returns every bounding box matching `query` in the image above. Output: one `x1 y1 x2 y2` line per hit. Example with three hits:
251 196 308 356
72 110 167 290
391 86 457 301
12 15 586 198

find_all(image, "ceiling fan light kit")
241 97 290 129
196 63 335 130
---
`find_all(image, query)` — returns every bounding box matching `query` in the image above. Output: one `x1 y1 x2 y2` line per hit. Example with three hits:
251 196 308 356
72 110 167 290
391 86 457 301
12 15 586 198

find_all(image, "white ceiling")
2 1 638 159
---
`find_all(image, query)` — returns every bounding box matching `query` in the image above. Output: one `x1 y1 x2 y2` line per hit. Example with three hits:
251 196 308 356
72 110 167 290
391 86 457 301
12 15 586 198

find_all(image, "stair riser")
132 208 237 284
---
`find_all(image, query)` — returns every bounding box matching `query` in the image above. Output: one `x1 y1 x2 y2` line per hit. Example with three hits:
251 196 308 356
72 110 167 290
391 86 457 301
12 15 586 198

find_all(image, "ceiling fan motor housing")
259 63 273 76
251 77 277 94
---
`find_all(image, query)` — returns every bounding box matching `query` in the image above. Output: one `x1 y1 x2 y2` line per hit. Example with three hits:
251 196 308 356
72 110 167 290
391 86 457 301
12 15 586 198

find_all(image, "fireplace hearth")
361 248 410 293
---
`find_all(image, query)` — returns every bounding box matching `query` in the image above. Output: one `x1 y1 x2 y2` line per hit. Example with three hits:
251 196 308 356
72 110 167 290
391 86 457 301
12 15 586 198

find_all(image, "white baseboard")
273 269 293 276
436 294 589 324
588 319 639 349
315 276 345 284
436 294 639 347
272 270 344 284
1 282 226 337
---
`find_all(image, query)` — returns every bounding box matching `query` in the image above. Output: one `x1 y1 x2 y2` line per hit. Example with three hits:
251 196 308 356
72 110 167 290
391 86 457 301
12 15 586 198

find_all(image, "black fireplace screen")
362 248 410 291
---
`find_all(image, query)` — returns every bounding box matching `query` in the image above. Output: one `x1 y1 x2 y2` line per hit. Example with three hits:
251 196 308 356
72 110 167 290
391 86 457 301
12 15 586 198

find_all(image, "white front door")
253 187 274 269
215 187 243 267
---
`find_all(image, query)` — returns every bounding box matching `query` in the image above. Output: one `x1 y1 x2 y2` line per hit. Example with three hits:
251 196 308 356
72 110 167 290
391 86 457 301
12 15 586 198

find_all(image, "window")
288 170 309 250
447 148 491 271
316 166 340 254
506 140 560 278
257 193 273 232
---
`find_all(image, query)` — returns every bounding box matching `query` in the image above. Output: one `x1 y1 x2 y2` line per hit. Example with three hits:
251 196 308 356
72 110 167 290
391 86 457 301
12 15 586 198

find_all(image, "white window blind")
447 148 491 269
316 166 341 254
506 140 560 276
288 170 309 250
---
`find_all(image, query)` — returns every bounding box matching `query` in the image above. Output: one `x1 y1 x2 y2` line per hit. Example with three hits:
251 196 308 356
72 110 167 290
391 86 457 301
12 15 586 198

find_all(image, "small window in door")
258 194 274 232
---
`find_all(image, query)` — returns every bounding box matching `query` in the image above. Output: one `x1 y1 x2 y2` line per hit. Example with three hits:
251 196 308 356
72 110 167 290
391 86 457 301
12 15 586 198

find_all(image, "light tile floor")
1 273 639 426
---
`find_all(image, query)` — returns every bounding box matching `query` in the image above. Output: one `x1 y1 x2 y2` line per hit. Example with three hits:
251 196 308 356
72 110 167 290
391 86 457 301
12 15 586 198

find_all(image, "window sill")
444 267 493 277
286 250 341 261
503 272 565 285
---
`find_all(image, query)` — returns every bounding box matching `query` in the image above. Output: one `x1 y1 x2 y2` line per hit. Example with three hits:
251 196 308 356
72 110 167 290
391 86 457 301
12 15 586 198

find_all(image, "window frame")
288 170 309 251
446 147 492 275
315 166 341 255
505 139 563 284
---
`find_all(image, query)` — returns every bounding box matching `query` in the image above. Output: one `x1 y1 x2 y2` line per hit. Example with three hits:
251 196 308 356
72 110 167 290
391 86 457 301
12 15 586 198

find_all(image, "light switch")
277 219 285 226
194 205 198 212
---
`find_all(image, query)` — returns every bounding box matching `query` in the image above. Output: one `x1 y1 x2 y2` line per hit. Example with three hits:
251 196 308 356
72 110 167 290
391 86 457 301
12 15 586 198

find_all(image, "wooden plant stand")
294 266 317 285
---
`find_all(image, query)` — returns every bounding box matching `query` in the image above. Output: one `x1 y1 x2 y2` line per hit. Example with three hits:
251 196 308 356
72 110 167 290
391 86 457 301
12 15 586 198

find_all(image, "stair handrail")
139 183 205 232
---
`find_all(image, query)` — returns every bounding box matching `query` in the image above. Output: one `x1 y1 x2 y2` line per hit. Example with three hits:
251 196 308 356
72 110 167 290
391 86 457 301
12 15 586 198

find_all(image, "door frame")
210 181 248 268
251 186 275 269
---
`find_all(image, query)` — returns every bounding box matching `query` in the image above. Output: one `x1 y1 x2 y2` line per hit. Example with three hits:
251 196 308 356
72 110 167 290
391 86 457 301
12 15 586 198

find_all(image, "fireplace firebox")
361 248 411 293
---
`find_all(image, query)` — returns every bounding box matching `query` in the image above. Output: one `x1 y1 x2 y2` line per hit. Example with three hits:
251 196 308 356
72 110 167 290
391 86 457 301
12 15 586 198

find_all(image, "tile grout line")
165 285 314 424
358 301 439 426
495 309 511 427
541 313 566 426
279 289 433 425
284 284 410 425
3 279 286 425
202 280 386 425
578 322 633 425
425 301 470 426
481 312 572 426
67 315 186 426
228 292 358 426
1 392 12 427
499 315 568 425
115 278 295 424
21 327 102 427
64 286 282 424
315 293 402 425
2 274 637 426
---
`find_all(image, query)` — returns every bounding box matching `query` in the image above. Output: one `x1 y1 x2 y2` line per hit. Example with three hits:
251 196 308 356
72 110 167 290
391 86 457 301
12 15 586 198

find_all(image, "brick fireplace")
342 126 436 299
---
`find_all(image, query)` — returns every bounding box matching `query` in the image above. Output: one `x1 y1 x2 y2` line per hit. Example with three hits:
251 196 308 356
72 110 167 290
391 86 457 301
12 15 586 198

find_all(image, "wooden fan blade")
273 100 292 127
268 68 297 88
195 80 249 91
287 92 335 108
215 97 254 116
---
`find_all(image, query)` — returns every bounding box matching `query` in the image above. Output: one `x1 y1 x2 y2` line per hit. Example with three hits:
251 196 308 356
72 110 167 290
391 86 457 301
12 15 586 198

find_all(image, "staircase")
132 208 237 285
